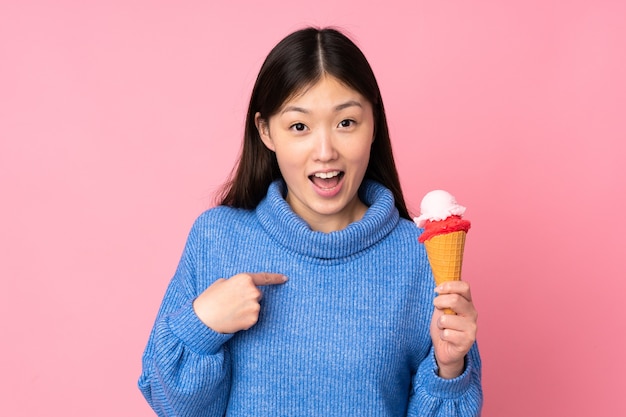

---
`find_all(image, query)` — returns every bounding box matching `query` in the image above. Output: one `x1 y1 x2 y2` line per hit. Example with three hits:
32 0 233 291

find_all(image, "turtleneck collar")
256 180 400 260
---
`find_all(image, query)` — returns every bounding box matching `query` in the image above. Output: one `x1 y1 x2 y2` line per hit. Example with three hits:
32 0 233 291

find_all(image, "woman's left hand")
430 280 478 379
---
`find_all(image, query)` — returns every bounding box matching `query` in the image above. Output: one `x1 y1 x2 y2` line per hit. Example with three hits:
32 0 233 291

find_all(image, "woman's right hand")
193 273 288 334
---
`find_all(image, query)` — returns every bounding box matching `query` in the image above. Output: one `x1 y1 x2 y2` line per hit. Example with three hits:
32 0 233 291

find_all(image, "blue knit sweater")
139 180 482 416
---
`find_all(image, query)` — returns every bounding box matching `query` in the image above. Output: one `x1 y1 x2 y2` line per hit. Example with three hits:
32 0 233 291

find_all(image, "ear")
255 112 275 152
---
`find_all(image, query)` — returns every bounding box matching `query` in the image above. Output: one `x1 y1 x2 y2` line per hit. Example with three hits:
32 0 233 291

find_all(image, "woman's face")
256 75 375 233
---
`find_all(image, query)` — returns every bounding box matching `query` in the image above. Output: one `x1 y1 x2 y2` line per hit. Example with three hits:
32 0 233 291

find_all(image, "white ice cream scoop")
413 190 466 228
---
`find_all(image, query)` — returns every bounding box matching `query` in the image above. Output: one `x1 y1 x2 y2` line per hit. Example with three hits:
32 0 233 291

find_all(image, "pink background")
1 1 625 415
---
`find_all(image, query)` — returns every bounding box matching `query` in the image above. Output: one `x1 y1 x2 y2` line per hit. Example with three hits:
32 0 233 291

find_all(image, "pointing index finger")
249 272 288 286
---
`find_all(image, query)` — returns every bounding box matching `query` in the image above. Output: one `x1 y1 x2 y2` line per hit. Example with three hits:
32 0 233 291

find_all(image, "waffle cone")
424 230 466 286
424 230 466 314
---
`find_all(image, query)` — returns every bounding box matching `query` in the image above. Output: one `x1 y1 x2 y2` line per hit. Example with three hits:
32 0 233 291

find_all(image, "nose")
313 129 338 162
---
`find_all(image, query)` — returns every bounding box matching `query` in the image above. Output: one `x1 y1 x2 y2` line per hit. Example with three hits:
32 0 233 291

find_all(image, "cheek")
348 141 373 166
273 148 304 176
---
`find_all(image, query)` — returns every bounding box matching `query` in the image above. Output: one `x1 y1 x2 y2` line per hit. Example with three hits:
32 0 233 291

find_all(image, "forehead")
280 75 367 109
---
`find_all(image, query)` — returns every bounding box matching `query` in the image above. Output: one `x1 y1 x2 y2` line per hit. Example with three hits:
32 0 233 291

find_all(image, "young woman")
139 27 482 416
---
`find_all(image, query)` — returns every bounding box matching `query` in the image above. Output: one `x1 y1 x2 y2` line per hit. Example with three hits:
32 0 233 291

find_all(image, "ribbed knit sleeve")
138 215 233 417
408 343 483 416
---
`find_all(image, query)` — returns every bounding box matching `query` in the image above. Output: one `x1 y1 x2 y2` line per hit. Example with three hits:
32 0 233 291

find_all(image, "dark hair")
217 27 410 220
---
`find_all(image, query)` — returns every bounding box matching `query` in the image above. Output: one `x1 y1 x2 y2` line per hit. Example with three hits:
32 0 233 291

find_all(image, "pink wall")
1 1 624 415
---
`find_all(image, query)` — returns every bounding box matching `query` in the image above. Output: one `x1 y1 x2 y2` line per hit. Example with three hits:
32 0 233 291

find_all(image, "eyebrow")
280 100 363 115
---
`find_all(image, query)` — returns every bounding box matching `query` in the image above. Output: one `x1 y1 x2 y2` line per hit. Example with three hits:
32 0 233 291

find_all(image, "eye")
338 119 355 128
290 122 307 132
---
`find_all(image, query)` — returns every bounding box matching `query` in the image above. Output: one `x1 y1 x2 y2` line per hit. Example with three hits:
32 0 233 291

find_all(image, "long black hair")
217 27 410 220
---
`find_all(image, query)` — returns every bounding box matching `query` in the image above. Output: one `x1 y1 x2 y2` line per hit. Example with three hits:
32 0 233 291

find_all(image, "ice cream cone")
423 230 466 315
415 190 471 315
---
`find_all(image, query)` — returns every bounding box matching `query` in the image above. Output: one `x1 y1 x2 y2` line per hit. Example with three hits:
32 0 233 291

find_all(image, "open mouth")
309 170 345 190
